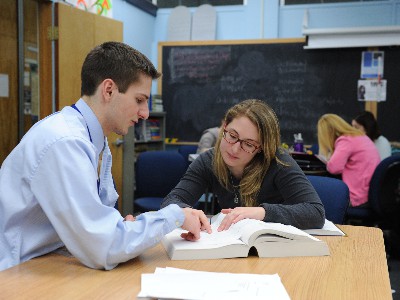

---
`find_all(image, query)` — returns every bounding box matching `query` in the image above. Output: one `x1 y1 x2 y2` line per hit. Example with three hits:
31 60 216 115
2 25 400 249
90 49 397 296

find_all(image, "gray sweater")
196 127 220 153
161 149 325 229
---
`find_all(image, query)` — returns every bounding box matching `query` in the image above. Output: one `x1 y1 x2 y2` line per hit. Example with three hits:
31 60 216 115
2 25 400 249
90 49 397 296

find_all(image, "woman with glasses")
161 99 325 231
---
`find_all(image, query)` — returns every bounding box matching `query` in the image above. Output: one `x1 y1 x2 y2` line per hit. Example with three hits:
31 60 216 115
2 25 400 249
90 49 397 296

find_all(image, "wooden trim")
165 141 199 146
157 42 163 94
158 38 305 47
39 1 56 118
365 101 378 118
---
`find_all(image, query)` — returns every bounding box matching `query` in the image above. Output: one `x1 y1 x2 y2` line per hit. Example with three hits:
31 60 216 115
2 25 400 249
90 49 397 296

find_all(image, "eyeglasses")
222 129 261 154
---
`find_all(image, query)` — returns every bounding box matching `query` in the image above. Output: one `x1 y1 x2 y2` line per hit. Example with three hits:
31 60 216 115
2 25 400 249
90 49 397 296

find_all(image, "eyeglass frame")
222 128 262 154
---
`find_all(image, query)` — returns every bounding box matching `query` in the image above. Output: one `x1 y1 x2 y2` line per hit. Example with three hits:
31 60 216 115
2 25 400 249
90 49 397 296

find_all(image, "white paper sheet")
138 267 291 300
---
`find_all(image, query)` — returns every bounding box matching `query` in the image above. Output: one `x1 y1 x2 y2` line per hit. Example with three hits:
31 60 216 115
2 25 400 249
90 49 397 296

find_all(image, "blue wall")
113 0 157 58
113 0 400 93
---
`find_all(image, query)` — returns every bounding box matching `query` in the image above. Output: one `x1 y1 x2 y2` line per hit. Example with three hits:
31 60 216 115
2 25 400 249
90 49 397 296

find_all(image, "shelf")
134 112 166 153
148 111 166 117
135 139 164 144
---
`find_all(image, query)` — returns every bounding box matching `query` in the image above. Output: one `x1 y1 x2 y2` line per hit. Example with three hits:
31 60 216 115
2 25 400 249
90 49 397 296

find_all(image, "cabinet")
134 112 166 155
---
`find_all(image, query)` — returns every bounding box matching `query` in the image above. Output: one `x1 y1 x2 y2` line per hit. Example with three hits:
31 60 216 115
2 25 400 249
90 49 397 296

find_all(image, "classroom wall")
112 0 400 95
153 1 400 48
113 0 156 59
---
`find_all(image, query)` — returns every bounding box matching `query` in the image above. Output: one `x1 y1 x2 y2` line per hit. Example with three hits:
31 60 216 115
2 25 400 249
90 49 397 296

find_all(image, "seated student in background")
196 125 221 154
352 111 391 160
317 114 381 207
162 99 325 231
0 42 210 272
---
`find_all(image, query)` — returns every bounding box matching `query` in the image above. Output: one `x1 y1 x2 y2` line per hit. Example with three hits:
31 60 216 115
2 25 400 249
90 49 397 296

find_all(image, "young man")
0 42 210 271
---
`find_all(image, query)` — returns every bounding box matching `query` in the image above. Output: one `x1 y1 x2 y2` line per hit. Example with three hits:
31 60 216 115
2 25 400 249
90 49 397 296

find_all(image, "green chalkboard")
159 39 397 145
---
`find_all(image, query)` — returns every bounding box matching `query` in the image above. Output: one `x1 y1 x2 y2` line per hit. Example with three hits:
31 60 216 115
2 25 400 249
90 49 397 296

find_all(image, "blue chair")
307 175 350 224
178 145 198 169
134 151 187 213
177 145 216 214
346 154 400 226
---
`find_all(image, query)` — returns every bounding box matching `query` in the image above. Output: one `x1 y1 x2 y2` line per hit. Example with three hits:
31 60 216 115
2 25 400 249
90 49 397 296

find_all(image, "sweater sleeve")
327 136 352 174
259 152 326 229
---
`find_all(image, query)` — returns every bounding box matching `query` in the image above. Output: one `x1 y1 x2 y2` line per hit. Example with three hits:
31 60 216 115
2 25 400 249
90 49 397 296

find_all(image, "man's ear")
102 79 116 100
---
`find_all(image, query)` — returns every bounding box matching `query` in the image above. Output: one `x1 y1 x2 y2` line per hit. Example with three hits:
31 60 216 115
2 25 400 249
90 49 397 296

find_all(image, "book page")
240 220 319 245
304 219 345 236
164 228 245 251
211 213 319 246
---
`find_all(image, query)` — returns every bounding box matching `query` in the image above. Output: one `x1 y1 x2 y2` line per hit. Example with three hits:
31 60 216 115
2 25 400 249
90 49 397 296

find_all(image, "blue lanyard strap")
71 104 93 143
71 104 100 194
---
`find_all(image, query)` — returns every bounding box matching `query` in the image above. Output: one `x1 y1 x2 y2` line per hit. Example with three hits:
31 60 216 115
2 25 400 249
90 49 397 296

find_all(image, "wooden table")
0 225 392 299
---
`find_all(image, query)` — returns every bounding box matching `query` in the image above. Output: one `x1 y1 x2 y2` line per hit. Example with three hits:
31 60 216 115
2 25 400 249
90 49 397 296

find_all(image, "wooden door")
40 2 124 211
0 0 18 163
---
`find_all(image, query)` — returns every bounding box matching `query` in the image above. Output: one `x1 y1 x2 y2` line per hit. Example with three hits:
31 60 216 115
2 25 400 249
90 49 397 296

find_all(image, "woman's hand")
218 207 265 231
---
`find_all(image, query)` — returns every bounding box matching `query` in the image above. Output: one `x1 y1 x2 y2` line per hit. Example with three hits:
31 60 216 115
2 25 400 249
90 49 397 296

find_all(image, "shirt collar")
75 98 105 154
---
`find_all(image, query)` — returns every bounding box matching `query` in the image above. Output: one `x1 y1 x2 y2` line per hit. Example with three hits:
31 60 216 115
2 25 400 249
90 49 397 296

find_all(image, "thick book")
162 213 330 260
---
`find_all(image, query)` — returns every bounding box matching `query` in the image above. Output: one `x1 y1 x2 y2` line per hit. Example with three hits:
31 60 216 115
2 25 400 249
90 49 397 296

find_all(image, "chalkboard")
377 46 400 143
159 39 398 145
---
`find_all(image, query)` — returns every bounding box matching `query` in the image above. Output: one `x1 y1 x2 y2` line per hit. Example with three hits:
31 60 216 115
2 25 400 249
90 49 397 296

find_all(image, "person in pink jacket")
317 114 380 207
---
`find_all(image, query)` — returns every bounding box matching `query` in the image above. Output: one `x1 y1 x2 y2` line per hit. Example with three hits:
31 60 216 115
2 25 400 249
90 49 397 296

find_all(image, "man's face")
106 74 152 136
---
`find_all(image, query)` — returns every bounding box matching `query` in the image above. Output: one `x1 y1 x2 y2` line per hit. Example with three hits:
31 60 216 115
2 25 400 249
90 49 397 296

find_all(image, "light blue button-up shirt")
0 99 184 271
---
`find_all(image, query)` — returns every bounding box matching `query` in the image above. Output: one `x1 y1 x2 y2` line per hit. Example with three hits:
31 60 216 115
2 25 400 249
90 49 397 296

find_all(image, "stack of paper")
137 267 291 300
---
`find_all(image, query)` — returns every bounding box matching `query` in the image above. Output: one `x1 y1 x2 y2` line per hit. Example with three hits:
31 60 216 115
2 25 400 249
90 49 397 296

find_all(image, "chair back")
307 175 350 224
134 151 187 212
346 154 400 225
178 145 198 168
368 154 400 218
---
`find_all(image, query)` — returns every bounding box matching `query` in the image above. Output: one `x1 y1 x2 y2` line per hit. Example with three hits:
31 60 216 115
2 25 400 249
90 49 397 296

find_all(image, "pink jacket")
327 135 380 207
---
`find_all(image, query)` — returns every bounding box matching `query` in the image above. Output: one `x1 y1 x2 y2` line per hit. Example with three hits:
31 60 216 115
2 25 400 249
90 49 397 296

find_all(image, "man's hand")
180 208 212 241
123 214 136 222
218 207 265 231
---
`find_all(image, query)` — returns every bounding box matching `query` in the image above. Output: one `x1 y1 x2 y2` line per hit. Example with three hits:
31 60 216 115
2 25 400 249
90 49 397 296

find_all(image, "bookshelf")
134 112 166 155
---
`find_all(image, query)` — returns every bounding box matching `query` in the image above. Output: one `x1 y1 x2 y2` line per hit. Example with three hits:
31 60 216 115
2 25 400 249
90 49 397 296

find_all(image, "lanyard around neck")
71 104 100 194
71 104 93 142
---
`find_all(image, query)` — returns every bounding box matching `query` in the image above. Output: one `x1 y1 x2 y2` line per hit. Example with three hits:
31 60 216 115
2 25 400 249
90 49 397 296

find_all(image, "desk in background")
0 225 392 299
291 152 328 176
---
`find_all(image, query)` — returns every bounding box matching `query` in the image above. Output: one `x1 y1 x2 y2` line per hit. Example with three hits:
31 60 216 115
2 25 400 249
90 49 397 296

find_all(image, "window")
283 0 384 4
154 0 243 8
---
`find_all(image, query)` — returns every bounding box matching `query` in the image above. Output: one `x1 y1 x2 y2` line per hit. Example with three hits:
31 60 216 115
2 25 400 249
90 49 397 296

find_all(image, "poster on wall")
357 79 387 102
360 51 384 79
65 0 113 18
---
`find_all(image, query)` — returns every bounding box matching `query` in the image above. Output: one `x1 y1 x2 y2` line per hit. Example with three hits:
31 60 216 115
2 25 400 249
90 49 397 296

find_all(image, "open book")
162 213 330 260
